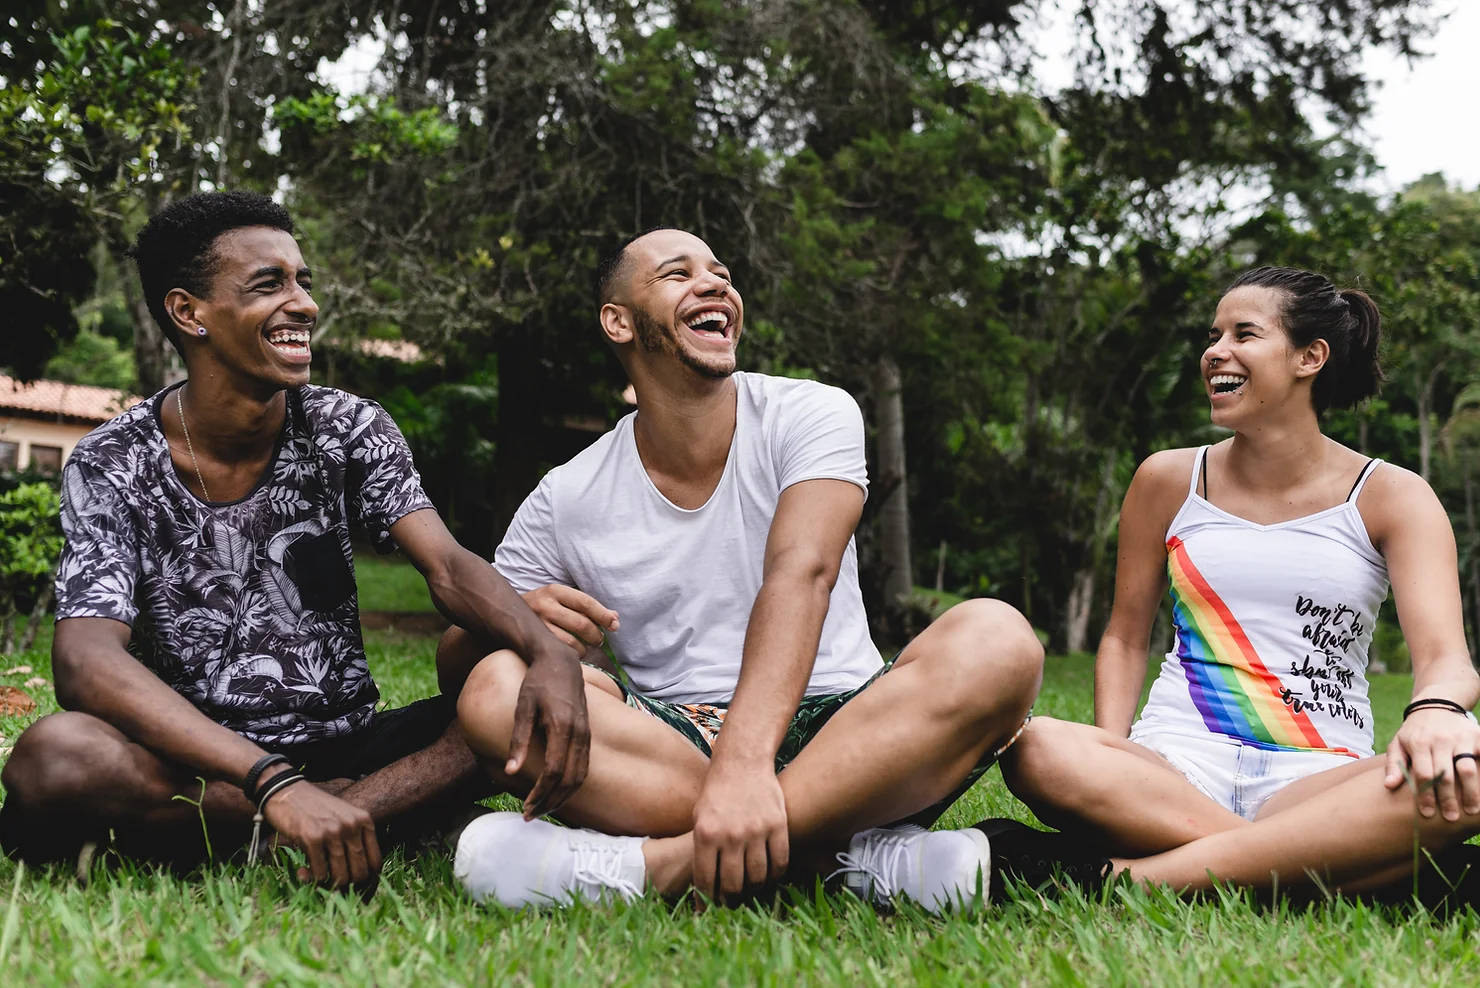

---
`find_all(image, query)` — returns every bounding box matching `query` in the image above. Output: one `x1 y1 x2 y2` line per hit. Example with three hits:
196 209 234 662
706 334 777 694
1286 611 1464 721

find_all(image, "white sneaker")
830 824 991 913
454 812 647 908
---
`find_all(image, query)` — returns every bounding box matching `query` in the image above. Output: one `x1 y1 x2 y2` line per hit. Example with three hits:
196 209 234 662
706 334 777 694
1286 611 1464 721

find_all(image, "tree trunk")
126 275 178 396
1467 455 1478 662
873 354 912 610
1065 450 1118 653
1065 567 1095 654
934 540 947 593
17 571 55 653
1418 366 1438 483
116 189 178 396
0 595 16 655
492 333 544 553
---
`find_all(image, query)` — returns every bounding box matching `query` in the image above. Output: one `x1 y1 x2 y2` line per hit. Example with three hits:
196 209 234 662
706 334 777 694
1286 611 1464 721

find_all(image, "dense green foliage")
0 484 62 653
4 1 1477 653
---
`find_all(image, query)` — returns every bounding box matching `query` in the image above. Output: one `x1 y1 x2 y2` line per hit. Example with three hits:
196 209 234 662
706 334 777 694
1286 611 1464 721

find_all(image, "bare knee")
456 649 528 757
1 712 122 810
915 598 1044 719
1000 716 1091 801
437 626 495 697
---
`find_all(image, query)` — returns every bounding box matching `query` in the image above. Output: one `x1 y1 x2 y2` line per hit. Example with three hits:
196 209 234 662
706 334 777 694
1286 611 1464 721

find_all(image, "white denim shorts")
1128 728 1359 821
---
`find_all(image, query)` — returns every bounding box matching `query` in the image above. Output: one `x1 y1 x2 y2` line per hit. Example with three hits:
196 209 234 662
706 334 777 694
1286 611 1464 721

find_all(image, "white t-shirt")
495 372 883 704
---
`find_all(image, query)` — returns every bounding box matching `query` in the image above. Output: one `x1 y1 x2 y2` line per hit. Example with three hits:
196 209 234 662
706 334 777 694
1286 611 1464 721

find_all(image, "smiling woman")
1205 266 1384 423
997 264 1480 904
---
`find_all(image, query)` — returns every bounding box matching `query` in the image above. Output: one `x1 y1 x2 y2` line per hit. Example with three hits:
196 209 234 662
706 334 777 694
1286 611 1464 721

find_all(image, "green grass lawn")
2 618 1478 985
354 551 438 613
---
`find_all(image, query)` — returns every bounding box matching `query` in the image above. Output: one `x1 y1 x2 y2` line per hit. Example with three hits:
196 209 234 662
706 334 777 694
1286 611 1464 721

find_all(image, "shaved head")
595 226 679 307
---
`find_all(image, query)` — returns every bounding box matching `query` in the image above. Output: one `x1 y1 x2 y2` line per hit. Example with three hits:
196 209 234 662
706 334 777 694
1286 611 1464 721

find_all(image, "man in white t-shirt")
446 228 1058 912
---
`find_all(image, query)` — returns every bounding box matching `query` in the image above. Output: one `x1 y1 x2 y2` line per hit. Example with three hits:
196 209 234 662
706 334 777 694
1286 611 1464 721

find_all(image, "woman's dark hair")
1225 265 1384 413
128 191 295 355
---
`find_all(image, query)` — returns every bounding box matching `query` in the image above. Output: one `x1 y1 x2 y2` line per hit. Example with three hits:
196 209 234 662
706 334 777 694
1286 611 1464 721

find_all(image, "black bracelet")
1404 698 1472 719
255 771 306 813
242 753 292 801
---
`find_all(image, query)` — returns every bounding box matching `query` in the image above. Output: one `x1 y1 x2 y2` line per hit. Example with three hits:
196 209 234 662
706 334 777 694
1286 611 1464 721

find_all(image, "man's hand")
261 773 383 890
1385 708 1480 821
690 759 789 902
508 648 591 820
523 585 619 652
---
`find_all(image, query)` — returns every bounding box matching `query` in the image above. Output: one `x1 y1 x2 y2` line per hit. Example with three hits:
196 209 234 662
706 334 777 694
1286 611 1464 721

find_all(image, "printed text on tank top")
1134 446 1390 759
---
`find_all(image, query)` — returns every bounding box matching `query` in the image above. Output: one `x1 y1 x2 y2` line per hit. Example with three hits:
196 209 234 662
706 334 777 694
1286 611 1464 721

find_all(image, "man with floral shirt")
0 192 586 890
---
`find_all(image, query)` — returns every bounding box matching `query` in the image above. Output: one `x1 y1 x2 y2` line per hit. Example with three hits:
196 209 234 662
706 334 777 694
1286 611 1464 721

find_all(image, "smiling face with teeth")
599 229 743 381
164 225 318 394
1203 285 1329 429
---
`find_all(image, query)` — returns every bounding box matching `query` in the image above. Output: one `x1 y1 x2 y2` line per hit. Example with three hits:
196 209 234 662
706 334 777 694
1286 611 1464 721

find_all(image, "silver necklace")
176 386 212 502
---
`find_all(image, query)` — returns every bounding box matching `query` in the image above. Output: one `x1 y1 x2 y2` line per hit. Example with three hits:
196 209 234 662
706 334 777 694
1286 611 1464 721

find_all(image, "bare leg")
1000 717 1249 855
1 708 494 866
457 653 710 837
437 626 504 697
337 718 495 833
636 599 1044 893
1 711 266 864
1251 757 1373 820
1114 758 1480 892
458 600 1042 896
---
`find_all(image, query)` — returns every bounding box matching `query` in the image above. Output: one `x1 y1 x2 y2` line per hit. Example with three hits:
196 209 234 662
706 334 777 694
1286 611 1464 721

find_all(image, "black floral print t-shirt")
54 383 434 745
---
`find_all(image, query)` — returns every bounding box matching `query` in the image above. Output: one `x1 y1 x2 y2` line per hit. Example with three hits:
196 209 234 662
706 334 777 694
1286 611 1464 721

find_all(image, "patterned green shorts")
591 657 1027 828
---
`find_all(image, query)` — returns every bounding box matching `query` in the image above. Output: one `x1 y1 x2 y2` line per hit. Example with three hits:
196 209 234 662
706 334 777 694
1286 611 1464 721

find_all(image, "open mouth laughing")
266 325 312 361
681 305 735 343
1209 373 1246 396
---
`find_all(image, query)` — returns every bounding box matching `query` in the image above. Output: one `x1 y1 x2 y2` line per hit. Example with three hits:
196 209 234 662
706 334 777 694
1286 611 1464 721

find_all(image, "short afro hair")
128 191 295 354
594 226 679 308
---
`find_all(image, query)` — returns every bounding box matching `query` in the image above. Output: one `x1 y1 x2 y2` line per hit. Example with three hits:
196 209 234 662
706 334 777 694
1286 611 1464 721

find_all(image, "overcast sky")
1361 1 1479 191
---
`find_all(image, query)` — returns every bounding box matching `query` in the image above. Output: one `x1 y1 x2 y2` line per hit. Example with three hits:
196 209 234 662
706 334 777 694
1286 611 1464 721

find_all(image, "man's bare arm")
715 479 864 768
52 618 381 888
691 478 866 898
390 508 589 818
54 617 271 783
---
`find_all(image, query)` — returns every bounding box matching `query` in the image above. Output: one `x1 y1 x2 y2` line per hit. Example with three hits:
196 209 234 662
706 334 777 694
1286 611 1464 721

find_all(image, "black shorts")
263 694 457 782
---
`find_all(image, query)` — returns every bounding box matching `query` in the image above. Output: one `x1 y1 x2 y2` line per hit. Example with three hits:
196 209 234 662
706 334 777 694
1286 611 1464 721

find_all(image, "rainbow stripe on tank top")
1166 535 1357 756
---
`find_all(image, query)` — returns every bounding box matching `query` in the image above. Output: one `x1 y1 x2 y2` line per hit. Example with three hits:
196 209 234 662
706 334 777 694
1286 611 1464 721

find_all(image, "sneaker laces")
569 839 642 902
827 830 914 901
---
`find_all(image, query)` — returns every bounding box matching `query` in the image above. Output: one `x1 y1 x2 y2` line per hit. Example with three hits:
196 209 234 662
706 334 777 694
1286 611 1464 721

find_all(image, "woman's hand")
1384 708 1480 821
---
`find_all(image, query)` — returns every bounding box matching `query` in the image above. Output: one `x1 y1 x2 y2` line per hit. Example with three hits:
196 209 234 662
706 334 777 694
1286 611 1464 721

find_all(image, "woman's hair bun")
1225 267 1384 412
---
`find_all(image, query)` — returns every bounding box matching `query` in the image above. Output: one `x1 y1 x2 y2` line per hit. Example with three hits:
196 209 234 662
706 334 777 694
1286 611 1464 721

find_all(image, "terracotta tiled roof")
350 339 425 363
0 375 141 424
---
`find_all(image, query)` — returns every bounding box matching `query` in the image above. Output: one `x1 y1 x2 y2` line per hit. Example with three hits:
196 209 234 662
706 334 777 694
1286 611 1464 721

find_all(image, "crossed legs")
456 598 1043 896
1003 716 1480 893
0 649 489 867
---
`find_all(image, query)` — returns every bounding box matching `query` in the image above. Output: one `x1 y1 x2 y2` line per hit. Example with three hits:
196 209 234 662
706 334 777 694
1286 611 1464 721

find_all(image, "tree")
0 19 197 384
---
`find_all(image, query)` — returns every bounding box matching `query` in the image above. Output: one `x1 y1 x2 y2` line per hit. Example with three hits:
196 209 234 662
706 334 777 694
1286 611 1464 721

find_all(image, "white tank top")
1133 447 1390 758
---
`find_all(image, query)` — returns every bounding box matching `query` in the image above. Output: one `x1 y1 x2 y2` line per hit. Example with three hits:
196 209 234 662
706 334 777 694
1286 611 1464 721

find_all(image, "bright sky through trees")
1361 0 1480 188
317 1 1480 192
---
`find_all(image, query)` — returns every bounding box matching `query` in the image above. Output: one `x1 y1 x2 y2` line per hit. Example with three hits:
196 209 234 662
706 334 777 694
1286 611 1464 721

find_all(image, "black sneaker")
972 818 1111 900
1406 842 1480 913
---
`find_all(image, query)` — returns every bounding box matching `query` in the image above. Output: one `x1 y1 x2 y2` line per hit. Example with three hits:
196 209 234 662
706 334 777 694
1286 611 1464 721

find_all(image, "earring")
197 326 207 337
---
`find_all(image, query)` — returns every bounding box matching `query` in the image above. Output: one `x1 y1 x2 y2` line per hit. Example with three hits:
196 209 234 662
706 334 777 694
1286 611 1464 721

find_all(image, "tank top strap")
1347 458 1383 502
1187 445 1210 498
